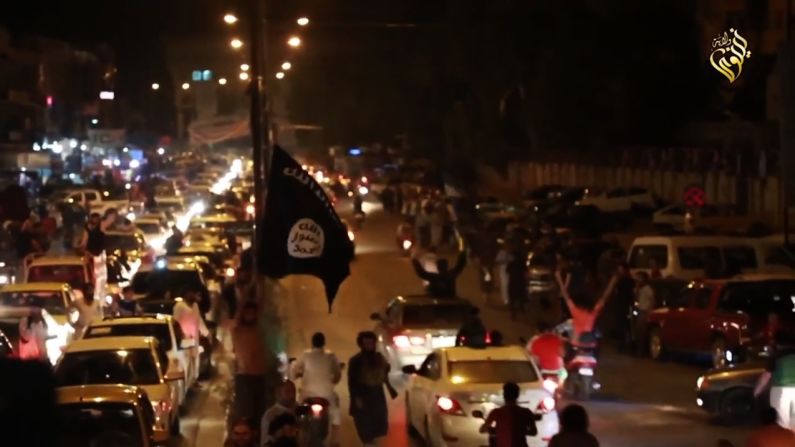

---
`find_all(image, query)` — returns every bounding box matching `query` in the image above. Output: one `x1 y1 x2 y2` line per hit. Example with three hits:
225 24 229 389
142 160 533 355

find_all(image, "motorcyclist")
411 250 467 298
479 382 537 446
554 269 617 348
288 332 342 446
527 322 566 379
396 217 414 249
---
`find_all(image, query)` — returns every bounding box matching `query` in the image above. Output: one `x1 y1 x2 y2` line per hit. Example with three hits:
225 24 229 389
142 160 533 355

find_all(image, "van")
627 236 793 280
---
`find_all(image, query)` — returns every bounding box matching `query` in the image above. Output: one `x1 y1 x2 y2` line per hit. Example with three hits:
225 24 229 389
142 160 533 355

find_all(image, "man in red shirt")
527 322 565 374
480 382 537 447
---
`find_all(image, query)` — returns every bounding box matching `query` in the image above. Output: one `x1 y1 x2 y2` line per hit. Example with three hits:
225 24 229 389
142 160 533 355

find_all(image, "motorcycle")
554 321 600 401
296 397 331 447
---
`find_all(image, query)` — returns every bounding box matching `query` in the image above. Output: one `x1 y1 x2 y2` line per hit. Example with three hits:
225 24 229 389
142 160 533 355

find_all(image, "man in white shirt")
73 289 103 337
289 332 342 446
634 272 656 356
172 289 209 341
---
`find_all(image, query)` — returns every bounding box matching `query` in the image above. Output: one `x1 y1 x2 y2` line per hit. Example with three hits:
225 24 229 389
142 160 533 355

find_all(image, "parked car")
695 361 766 424
652 204 769 235
370 296 476 370
56 384 165 446
54 336 183 438
83 314 200 408
578 187 657 213
647 274 795 368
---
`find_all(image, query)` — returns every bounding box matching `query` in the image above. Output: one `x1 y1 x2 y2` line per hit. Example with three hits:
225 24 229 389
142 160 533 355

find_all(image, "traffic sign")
684 185 706 208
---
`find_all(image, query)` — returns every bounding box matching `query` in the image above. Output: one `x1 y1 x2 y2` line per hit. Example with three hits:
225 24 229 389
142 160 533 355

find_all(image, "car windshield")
55 349 160 386
0 291 65 315
57 402 143 447
28 265 86 290
402 304 471 327
84 324 173 351
447 360 538 384
132 270 204 296
719 280 795 319
105 234 143 251
135 223 161 234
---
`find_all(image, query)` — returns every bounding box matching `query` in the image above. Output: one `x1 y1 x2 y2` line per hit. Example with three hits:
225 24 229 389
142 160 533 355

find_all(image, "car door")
172 320 197 387
409 352 442 429
663 285 714 351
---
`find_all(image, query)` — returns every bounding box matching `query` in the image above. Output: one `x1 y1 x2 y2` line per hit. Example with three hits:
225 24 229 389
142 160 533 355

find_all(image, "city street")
273 201 753 447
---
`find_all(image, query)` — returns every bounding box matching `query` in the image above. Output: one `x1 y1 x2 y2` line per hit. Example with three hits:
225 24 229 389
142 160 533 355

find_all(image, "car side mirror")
369 312 382 321
472 410 485 419
164 369 185 382
180 339 196 350
401 365 417 375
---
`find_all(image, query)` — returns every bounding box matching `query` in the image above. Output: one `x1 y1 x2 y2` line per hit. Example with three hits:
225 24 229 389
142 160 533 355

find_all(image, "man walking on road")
348 331 392 446
232 301 268 423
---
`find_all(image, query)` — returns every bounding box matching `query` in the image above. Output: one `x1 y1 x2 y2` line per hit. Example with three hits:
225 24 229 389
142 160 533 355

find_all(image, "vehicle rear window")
723 246 758 269
718 280 795 318
85 324 172 351
677 246 721 270
402 304 471 327
629 245 668 269
0 291 65 315
28 265 86 290
447 360 538 384
57 402 143 447
56 349 160 386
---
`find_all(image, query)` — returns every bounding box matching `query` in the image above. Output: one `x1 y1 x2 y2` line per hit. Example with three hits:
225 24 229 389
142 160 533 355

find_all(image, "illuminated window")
192 70 202 81
202 70 213 81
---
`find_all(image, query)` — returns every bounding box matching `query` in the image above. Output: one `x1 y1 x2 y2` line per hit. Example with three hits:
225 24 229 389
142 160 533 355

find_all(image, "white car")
25 255 104 304
403 345 558 447
54 336 183 438
0 282 80 364
578 187 656 213
82 314 200 408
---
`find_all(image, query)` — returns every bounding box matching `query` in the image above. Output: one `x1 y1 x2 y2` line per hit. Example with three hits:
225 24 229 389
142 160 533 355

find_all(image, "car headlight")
696 376 706 389
0 274 9 285
347 230 355 242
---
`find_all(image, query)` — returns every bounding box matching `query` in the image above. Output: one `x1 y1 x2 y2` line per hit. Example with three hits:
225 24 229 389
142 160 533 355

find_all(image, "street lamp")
230 38 244 49
297 17 309 26
181 82 190 90
287 36 302 48
240 63 250 71
224 13 238 25
239 72 250 81
151 83 160 90
281 61 292 71
275 72 285 80
218 77 227 85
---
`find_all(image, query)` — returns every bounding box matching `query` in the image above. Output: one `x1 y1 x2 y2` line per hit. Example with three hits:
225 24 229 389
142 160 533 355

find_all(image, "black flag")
259 146 354 310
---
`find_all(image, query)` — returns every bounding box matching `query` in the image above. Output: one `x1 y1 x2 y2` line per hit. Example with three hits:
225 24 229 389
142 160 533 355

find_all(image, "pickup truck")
54 188 141 216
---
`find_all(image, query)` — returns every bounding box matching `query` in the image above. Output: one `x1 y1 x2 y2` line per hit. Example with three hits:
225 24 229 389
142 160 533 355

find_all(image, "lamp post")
248 0 269 276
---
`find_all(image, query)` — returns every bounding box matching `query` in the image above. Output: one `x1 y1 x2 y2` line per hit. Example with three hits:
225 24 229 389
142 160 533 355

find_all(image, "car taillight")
537 396 555 413
310 403 324 416
436 396 464 416
393 335 425 349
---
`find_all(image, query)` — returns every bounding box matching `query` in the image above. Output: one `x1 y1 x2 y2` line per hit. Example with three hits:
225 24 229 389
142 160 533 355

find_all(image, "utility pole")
249 0 271 270
783 0 794 248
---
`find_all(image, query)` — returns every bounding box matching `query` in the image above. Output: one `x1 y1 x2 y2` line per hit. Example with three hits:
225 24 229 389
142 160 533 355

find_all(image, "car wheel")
649 327 664 361
711 337 728 369
719 388 753 425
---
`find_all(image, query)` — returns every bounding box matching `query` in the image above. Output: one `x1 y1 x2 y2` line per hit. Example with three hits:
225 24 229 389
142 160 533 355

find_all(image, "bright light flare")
224 13 238 24
275 72 285 80
281 61 292 71
230 38 244 49
297 17 309 26
239 72 250 81
287 36 301 47
151 83 160 90
240 63 250 71
157 147 165 155
218 78 227 85
181 82 190 90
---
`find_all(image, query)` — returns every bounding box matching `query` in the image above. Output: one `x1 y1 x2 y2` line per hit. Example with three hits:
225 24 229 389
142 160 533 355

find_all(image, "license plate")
432 336 456 348
578 367 594 376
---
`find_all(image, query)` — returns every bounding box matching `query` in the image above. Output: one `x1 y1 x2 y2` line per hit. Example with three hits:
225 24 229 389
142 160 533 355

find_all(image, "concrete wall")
479 162 782 223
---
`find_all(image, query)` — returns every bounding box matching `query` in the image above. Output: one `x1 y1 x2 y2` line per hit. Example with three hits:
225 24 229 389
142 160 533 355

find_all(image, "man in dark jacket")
412 251 467 298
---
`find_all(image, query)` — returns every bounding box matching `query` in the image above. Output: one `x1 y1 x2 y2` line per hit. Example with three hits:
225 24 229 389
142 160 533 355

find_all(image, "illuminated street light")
157 147 165 155
287 36 302 48
223 13 238 25
297 17 309 26
151 83 160 90
240 63 250 71
230 38 244 49
218 77 227 85
275 72 285 80
281 61 292 71
239 72 250 81
181 82 190 90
